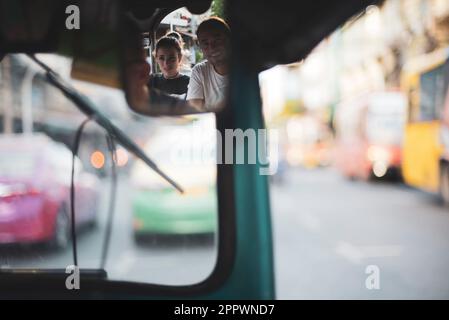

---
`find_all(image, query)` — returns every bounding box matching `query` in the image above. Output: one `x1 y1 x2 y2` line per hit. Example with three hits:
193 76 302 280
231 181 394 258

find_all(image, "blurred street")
272 167 449 299
2 167 449 298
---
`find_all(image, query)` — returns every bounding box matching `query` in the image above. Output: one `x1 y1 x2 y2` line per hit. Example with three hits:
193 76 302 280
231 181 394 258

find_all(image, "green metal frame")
197 56 275 299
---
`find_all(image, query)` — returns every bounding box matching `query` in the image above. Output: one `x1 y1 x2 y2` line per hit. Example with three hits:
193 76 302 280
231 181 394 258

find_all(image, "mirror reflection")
124 10 231 116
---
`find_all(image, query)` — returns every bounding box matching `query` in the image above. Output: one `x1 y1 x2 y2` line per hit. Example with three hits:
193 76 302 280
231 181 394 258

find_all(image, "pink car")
0 134 100 249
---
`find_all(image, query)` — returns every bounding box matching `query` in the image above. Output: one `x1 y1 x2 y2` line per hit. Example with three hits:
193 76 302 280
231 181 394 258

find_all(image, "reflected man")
187 17 231 111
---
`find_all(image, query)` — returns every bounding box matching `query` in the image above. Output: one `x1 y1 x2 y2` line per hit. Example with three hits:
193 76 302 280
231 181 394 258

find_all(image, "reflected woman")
149 36 190 99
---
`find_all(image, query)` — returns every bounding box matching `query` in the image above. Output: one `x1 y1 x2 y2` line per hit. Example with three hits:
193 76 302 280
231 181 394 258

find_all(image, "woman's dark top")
148 73 190 96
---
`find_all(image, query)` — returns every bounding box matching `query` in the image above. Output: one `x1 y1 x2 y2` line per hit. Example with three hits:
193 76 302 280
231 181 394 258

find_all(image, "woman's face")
155 47 181 78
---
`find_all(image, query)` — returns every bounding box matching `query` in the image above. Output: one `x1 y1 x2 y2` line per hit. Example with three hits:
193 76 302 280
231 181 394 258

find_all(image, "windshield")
0 51 218 286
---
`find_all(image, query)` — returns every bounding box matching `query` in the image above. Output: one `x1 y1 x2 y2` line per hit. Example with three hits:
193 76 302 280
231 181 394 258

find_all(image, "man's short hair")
196 16 230 38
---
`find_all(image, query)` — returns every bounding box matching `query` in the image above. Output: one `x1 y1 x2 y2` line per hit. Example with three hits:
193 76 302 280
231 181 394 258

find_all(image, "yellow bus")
401 47 449 203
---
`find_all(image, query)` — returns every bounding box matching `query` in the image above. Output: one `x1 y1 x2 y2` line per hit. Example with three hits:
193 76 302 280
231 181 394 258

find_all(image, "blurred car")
334 91 407 180
130 115 218 240
0 134 100 249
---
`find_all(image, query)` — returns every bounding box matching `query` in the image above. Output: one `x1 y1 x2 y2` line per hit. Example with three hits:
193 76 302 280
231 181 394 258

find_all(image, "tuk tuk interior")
0 0 380 299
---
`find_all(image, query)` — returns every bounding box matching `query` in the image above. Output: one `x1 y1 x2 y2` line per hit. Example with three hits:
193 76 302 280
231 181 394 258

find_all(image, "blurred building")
336 0 449 101
257 0 449 171
260 0 449 124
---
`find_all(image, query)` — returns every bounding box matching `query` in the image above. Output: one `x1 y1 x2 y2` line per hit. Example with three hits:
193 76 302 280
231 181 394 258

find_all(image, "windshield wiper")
28 54 183 193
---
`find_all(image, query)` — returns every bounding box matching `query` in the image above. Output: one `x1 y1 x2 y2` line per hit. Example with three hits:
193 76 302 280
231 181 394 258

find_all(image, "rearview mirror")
0 0 232 116
121 7 231 117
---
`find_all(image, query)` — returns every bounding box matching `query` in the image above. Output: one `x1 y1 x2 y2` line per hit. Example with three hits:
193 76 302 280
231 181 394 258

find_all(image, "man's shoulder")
193 60 210 68
192 60 211 73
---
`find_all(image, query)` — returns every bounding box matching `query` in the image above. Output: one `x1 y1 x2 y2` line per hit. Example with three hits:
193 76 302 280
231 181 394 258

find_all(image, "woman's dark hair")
166 31 185 49
153 36 182 57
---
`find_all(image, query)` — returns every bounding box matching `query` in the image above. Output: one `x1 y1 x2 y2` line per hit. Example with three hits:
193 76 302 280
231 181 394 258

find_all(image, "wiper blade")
28 54 183 193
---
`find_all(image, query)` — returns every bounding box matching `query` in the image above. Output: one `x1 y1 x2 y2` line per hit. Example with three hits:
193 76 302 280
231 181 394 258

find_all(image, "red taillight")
27 188 41 196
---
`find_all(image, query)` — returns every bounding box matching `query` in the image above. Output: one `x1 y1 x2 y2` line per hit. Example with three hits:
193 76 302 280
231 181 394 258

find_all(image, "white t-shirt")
186 60 228 110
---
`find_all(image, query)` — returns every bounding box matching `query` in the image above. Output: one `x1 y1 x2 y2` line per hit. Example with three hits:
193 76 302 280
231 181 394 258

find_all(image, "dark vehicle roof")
227 0 383 71
1 0 382 71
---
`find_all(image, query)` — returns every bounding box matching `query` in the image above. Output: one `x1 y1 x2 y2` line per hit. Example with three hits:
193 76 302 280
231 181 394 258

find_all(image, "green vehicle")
0 0 380 300
132 187 217 237
131 116 218 238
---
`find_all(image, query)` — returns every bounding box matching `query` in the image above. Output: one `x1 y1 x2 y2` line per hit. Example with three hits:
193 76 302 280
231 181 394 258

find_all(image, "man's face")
197 29 229 65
